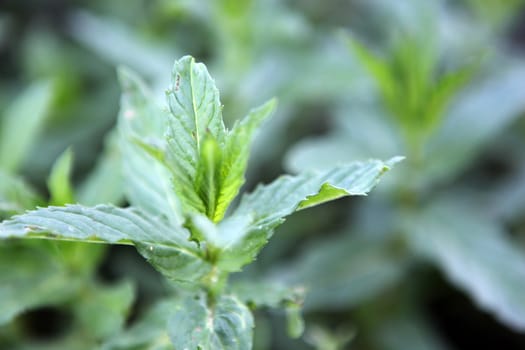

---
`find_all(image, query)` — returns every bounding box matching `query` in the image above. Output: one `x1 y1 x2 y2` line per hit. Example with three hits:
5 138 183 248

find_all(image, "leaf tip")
385 156 405 169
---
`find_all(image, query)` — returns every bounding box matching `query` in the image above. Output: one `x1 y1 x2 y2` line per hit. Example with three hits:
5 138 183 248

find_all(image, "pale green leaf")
0 80 54 173
285 106 402 172
230 280 305 310
0 242 81 325
165 55 225 215
406 197 525 331
74 281 135 339
102 300 175 350
168 294 254 350
424 63 525 185
117 67 183 226
211 158 400 272
424 62 478 134
285 234 406 311
0 170 43 218
77 131 124 206
0 205 211 283
47 148 75 206
231 280 305 338
344 34 396 109
234 158 401 228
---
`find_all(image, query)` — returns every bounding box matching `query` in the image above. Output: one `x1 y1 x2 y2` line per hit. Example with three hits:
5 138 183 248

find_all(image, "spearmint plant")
0 56 399 349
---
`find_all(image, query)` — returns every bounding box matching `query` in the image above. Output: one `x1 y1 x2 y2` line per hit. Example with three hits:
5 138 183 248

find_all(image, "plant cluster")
1 0 525 349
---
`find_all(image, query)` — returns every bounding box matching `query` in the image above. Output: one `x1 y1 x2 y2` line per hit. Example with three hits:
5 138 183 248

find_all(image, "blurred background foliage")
1 0 525 349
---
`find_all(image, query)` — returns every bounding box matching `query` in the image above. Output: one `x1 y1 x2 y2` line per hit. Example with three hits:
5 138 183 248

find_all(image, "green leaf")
424 62 478 135
215 99 276 221
344 34 395 110
77 131 124 206
0 170 43 218
161 56 275 222
406 197 525 331
231 280 306 338
168 294 254 350
230 280 305 310
285 234 406 311
202 158 400 272
165 55 226 215
424 63 525 184
117 67 183 226
0 205 212 283
236 158 400 229
47 148 75 206
0 80 54 173
375 309 450 350
74 281 134 339
0 241 81 325
102 299 175 350
195 136 223 221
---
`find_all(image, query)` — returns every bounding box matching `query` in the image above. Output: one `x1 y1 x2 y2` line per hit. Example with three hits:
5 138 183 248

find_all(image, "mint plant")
283 7 525 347
0 56 398 349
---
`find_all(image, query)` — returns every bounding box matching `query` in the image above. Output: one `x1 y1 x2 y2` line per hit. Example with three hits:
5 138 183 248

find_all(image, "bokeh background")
1 0 525 349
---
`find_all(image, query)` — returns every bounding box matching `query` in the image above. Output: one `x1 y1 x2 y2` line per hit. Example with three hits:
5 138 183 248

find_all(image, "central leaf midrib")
190 58 201 153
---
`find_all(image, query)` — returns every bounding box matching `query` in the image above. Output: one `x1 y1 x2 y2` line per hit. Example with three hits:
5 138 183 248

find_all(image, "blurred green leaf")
406 197 525 331
117 66 183 226
47 148 75 206
102 300 175 350
231 280 305 338
231 280 305 310
0 81 54 173
0 170 43 218
0 242 81 325
424 63 525 184
285 234 406 310
77 132 124 206
74 281 134 339
69 11 173 88
285 106 402 172
306 325 355 350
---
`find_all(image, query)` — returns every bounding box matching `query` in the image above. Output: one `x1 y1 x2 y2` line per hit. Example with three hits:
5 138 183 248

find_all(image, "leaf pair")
163 57 275 222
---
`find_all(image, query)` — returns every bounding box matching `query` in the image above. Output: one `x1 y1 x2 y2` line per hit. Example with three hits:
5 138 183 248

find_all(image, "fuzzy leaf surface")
217 158 401 271
0 205 211 283
165 55 225 215
168 295 253 350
